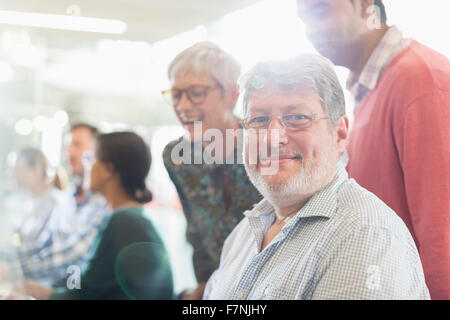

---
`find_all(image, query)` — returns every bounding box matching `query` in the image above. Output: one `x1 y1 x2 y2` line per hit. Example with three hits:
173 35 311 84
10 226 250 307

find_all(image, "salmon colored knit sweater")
347 40 450 300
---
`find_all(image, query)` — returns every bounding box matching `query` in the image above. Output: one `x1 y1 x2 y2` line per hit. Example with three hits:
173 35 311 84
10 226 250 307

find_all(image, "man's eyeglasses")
161 85 221 106
242 114 329 130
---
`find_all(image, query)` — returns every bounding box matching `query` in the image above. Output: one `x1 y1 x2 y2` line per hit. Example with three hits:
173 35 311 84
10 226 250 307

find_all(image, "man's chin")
259 173 289 190
246 164 288 193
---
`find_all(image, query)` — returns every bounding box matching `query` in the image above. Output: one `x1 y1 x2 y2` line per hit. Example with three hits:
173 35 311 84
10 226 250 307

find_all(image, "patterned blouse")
163 136 262 283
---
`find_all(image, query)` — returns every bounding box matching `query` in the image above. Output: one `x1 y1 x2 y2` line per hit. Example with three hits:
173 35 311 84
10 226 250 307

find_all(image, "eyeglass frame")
241 113 329 130
161 84 222 106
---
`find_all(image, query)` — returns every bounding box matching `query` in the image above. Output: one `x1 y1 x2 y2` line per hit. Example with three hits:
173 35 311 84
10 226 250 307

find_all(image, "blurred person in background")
161 42 261 299
4 123 113 290
11 132 173 300
0 147 76 287
61 123 110 285
67 123 103 206
296 0 450 299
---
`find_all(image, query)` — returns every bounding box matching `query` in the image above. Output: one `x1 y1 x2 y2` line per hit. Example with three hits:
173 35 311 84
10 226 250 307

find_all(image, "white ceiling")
0 0 262 48
0 0 266 127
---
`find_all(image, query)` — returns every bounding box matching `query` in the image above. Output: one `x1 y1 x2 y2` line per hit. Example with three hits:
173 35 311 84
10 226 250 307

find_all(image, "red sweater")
347 40 450 300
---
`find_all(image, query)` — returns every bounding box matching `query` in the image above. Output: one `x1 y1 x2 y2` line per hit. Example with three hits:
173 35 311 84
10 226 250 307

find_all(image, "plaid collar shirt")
1 190 109 287
347 26 411 111
203 159 430 300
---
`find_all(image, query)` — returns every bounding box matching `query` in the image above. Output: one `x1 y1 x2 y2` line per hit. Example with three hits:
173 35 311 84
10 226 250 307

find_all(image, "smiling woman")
162 41 262 299
165 41 241 142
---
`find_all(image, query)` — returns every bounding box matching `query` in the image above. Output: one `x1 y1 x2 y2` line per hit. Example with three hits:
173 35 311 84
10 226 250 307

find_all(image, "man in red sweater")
296 0 450 299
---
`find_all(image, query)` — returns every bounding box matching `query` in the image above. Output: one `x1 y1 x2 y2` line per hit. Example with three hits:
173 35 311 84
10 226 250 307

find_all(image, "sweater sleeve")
396 89 450 300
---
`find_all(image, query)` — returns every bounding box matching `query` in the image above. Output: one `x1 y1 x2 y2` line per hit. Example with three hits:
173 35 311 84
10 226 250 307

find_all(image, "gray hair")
168 41 241 92
240 54 345 126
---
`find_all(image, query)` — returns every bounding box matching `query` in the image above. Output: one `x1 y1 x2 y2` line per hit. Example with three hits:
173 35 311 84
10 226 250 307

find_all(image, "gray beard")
244 154 335 209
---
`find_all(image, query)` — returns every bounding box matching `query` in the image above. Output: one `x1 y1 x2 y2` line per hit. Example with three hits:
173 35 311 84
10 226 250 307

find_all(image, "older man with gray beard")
203 54 430 300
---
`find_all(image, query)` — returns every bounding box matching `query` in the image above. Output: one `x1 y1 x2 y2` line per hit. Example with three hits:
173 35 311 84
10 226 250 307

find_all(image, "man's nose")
265 117 288 147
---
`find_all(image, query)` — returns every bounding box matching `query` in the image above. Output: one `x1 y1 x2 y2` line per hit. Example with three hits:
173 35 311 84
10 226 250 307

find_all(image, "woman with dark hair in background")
11 132 174 300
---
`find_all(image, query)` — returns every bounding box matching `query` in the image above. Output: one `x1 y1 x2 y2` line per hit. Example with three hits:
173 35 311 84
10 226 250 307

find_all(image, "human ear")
336 115 350 153
103 162 116 180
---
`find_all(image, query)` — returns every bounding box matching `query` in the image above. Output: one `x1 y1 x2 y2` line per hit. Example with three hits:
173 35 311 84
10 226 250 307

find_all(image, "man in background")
67 123 99 206
65 122 109 251
42 123 110 286
296 0 450 299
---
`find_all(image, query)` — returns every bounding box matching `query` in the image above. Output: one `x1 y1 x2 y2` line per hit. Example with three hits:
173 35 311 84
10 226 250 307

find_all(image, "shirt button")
236 291 244 299
264 287 271 296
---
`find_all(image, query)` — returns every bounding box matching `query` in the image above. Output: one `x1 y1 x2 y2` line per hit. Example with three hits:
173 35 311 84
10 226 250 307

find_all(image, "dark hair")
351 0 387 24
70 122 99 139
17 147 66 190
96 132 153 204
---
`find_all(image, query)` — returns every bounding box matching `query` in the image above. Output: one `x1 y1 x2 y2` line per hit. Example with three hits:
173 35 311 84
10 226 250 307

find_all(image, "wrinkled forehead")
68 129 96 149
170 64 197 81
170 69 218 88
246 81 323 115
170 59 217 82
71 127 95 139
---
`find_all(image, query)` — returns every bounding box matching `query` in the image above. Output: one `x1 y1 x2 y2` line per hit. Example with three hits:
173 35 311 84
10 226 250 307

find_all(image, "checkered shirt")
2 191 109 287
203 160 430 300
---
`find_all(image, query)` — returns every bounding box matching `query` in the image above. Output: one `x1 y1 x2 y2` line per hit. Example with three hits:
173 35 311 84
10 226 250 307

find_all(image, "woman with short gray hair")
162 41 261 300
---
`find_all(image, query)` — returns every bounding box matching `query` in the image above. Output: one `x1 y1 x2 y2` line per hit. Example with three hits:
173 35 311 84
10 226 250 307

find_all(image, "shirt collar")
346 26 409 105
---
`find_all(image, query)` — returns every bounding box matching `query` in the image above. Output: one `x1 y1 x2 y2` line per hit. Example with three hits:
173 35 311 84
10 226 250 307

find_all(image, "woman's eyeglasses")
161 85 221 106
